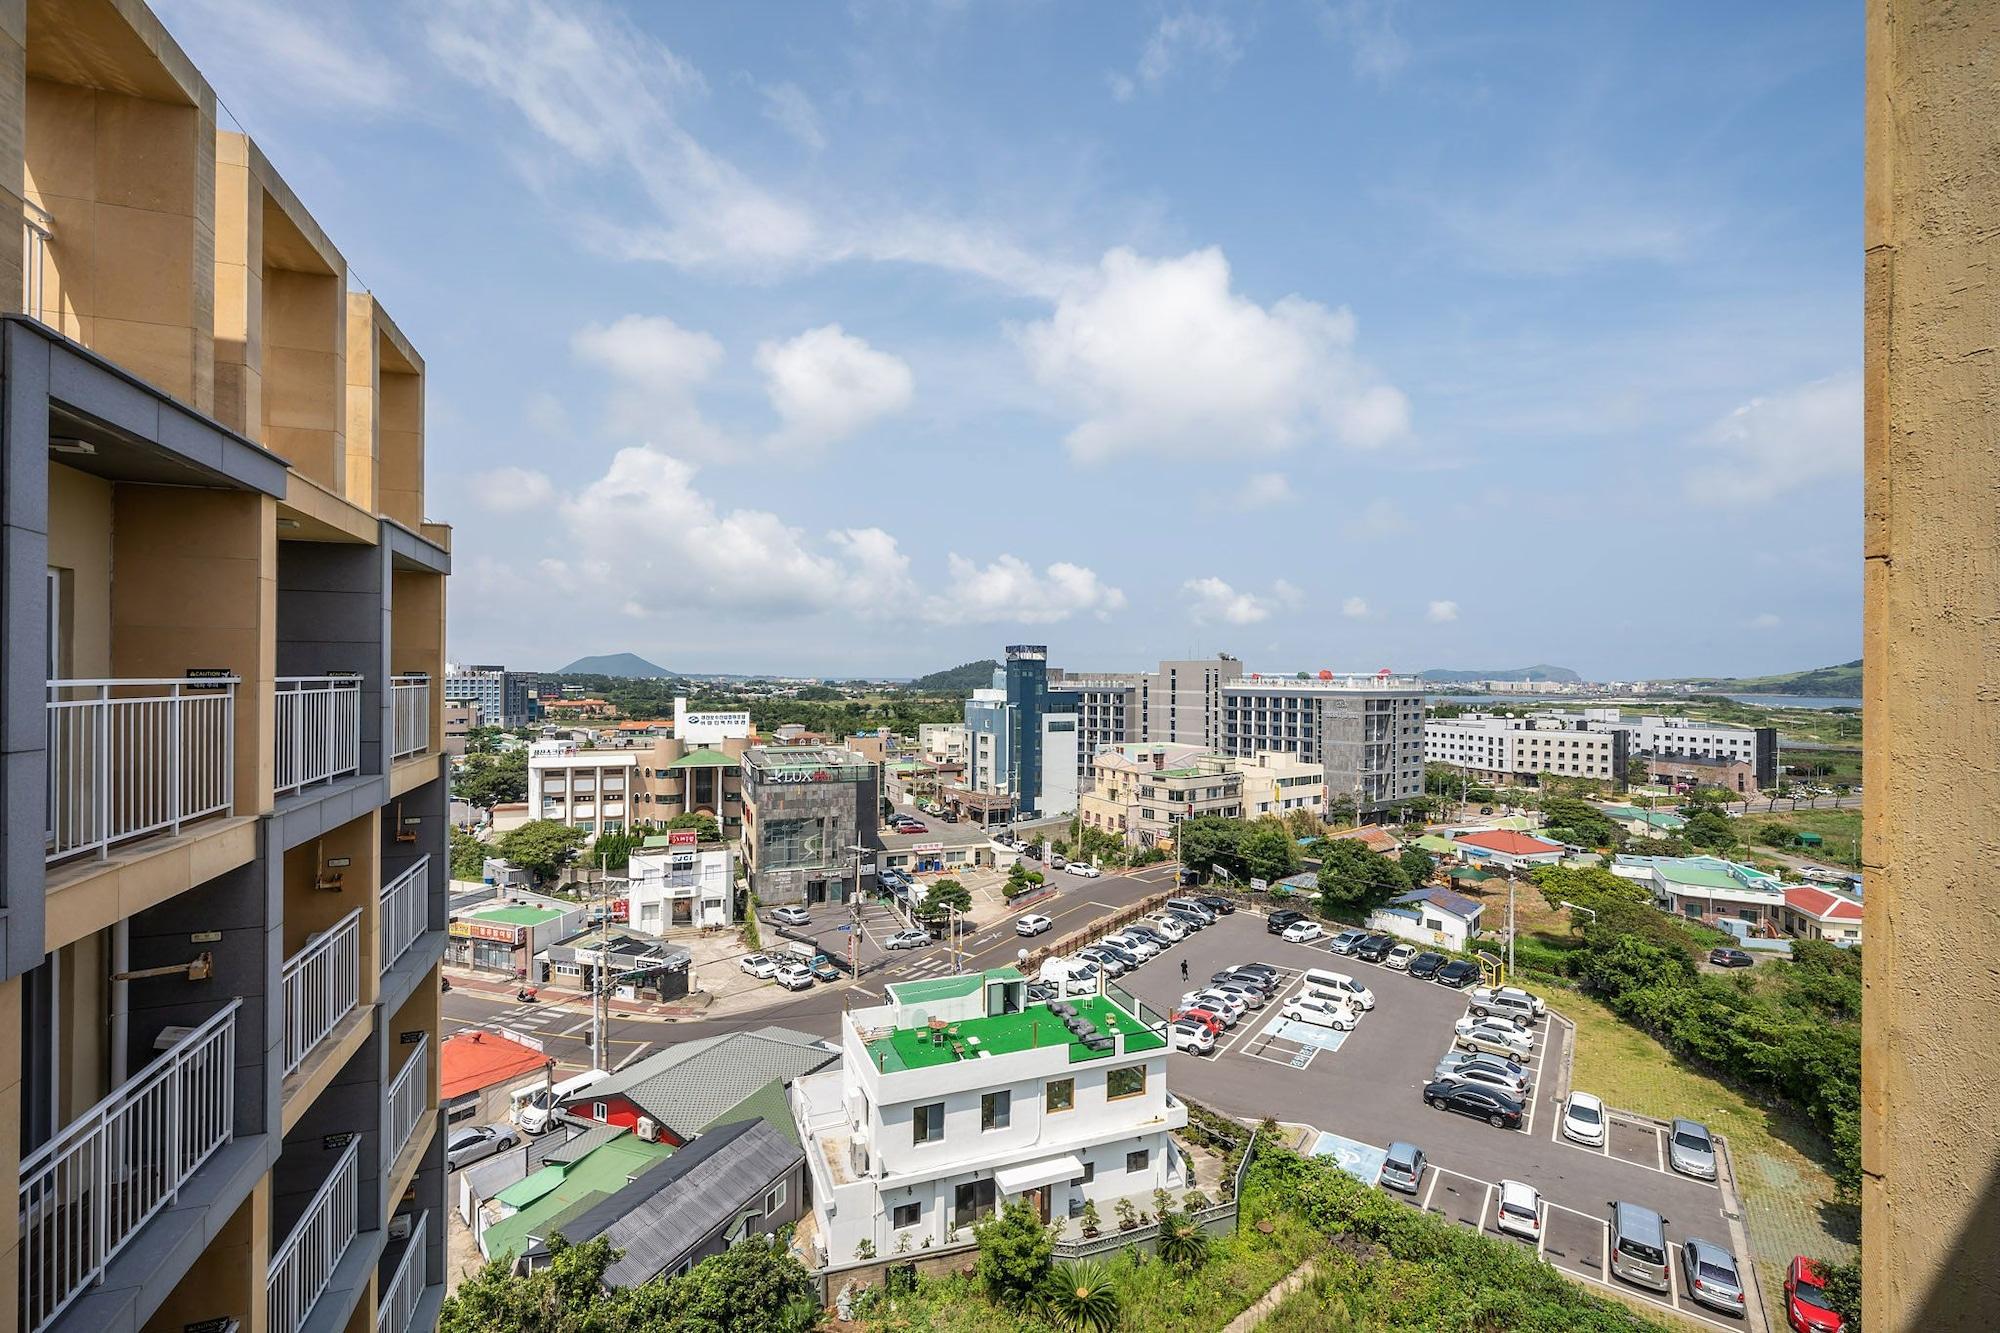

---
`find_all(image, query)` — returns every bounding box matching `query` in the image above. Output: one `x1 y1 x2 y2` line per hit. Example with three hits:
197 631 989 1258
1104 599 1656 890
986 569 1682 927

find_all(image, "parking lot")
1113 910 1761 1331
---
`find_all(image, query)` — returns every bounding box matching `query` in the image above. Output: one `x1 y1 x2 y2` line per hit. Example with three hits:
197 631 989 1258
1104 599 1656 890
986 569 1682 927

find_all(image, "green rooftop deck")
867 995 1165 1074
470 904 565 927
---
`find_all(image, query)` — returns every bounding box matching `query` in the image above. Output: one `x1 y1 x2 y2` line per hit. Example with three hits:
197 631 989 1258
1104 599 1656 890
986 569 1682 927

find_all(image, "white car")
1562 1091 1608 1147
1493 1179 1543 1242
739 953 778 978
1063 862 1102 878
774 963 814 991
1145 915 1189 942
1305 972 1376 1011
1384 944 1417 971
1015 913 1054 936
1281 920 1324 944
1454 1015 1534 1059
884 928 932 950
1280 996 1359 1031
1188 989 1247 1023
1111 930 1161 960
1169 1019 1216 1055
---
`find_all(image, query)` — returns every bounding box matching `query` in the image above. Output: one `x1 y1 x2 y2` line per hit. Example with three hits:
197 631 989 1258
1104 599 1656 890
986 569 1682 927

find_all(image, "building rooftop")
1784 884 1865 922
1617 854 1779 892
1392 887 1485 919
1453 829 1564 856
440 1029 550 1101
566 1026 836 1135
468 904 566 927
480 1129 678 1263
865 994 1165 1074
666 748 740 769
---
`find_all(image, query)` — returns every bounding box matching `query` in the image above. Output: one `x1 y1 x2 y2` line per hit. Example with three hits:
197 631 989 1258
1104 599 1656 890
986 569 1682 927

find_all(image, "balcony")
384 1035 430 1174
275 676 361 797
379 856 429 975
391 675 430 762
19 1001 239 1333
267 1138 359 1333
375 1212 427 1333
283 909 362 1077
45 678 238 864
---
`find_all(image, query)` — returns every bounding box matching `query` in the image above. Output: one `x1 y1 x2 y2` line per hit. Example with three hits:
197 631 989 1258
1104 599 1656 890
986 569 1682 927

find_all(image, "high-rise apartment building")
1 7 449 1333
443 663 536 728
963 647 1079 820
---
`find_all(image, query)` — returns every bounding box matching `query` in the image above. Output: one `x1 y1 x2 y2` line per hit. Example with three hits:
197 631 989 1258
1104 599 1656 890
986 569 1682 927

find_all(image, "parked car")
1784 1256 1847 1332
1609 1201 1671 1292
1127 924 1172 949
1422 1079 1525 1129
1681 1238 1748 1317
884 928 932 950
1280 996 1359 1031
1494 1178 1542 1242
1111 929 1161 959
1229 961 1280 982
1435 960 1481 989
896 820 927 833
1302 968 1375 1011
1211 980 1270 1009
1091 941 1140 970
1077 946 1128 977
810 958 841 983
1384 944 1417 971
1165 908 1208 931
1408 951 1447 979
1468 985 1546 1023
1669 1118 1718 1180
1435 1050 1527 1085
1267 909 1309 936
769 906 812 927
739 953 778 978
1709 947 1755 968
1454 1017 1534 1060
1170 1018 1216 1055
1379 1141 1426 1194
1562 1091 1608 1147
1015 913 1054 936
1328 928 1369 955
1438 1057 1528 1098
1065 862 1101 878
1355 934 1396 963
1145 914 1189 942
1175 1007 1226 1036
1182 990 1245 1024
447 1123 520 1171
1048 853 1069 869
1281 920 1324 944
1197 895 1236 915
774 963 814 991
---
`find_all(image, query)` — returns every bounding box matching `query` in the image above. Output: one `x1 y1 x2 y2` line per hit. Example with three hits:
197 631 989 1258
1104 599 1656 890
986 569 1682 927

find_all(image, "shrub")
1155 1209 1210 1270
1038 1260 1120 1333
974 1201 1054 1308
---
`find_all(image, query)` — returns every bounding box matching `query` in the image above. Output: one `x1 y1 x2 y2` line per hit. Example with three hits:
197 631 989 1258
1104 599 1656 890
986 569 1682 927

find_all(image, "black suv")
1267 908 1308 936
1408 951 1448 980
1435 959 1480 988
1355 934 1396 963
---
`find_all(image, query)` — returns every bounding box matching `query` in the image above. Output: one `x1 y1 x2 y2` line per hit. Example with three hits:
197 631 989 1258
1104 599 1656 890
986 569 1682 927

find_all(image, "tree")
1815 1258 1862 1330
1154 1207 1210 1269
917 878 971 921
1399 846 1436 887
665 811 722 842
1174 817 1246 882
1316 840 1410 914
1540 797 1618 848
494 820 587 885
1326 794 1358 827
646 1239 817 1333
1238 819 1300 883
439 1235 624 1333
591 830 639 872
1682 809 1737 851
1624 756 1651 787
453 749 529 808
1037 1259 1120 1332
449 826 486 881
1282 807 1326 840
974 1201 1054 1308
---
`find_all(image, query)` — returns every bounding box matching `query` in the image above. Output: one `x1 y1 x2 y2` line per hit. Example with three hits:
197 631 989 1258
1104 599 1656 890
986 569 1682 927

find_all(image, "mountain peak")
554 652 675 678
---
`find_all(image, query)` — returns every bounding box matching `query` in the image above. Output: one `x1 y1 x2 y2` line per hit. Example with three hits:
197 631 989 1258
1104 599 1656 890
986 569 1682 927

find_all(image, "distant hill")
1419 665 1582 684
906 659 1001 694
554 652 675 678
1672 660 1861 698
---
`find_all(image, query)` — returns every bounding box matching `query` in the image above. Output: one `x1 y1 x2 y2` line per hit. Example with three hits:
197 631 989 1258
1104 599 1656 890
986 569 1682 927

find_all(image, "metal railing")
275 676 361 796
283 909 362 1076
379 856 429 975
267 1137 359 1333
391 676 429 761
45 678 238 863
23 199 52 324
375 1212 427 1333
383 1036 429 1173
19 1000 239 1333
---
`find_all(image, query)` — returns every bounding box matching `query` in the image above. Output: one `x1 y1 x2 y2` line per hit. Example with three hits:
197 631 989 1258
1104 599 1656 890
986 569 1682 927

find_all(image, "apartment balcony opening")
280 813 379 1117
276 537 382 792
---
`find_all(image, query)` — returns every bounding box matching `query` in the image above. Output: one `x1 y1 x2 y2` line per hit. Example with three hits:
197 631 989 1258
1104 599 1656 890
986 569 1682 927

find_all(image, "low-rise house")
448 895 588 975
626 832 737 930
475 1126 678 1262
542 928 691 1002
1451 828 1566 871
877 819 994 876
793 968 1187 1265
1324 825 1403 856
1597 804 1688 837
1780 885 1865 946
1368 888 1486 952
1612 854 1787 928
555 1026 838 1144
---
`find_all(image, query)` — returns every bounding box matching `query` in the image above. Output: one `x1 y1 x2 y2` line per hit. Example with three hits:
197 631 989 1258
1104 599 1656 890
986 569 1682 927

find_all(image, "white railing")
379 856 429 975
375 1212 427 1333
283 909 362 1076
45 678 238 864
275 676 361 796
19 1000 239 1333
383 1036 430 1174
267 1137 359 1333
391 676 429 761
23 199 52 324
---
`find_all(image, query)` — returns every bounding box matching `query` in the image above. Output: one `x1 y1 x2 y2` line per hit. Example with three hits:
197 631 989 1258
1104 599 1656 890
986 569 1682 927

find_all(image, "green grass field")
1737 808 1862 867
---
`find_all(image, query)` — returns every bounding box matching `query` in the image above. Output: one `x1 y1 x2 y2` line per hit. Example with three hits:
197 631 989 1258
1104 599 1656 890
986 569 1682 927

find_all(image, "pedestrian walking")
1181 958 1189 981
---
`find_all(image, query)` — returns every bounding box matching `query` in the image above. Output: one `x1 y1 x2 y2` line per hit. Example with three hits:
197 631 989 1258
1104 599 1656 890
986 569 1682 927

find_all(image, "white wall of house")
626 844 735 930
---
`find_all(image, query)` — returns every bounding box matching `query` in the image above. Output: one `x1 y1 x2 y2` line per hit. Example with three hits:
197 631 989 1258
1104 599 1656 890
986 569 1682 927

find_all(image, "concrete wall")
1862 2 2000 1326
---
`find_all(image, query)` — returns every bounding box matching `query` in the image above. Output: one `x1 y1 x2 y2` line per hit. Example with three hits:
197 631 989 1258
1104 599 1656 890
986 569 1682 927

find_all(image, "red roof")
1453 829 1562 856
1784 885 1864 922
1328 826 1402 854
440 1029 548 1099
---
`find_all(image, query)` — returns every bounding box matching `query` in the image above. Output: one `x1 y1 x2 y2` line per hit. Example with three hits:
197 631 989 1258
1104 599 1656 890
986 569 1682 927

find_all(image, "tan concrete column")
1863 2 2000 1327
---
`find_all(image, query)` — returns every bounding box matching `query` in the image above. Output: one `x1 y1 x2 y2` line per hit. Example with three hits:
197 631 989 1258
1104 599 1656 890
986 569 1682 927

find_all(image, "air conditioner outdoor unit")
636 1116 660 1142
388 1213 413 1241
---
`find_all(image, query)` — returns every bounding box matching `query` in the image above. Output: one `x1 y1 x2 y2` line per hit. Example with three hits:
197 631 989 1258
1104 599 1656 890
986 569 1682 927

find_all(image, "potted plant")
1079 1199 1101 1239
854 1238 876 1260
1115 1198 1139 1232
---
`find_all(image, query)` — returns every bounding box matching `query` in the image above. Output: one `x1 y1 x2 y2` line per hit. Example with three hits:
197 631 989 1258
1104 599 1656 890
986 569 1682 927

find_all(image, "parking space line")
1666 1245 1681 1311
1476 1183 1494 1234
1535 1201 1548 1261
1420 1166 1441 1213
1656 1126 1666 1174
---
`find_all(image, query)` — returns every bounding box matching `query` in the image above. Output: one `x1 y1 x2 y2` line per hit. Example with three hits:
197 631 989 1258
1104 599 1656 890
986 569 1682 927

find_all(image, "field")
1737 808 1862 868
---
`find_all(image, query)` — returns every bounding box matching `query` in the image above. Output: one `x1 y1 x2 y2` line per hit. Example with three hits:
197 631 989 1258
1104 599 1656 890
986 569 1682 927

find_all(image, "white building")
1611 854 1788 928
792 968 1186 1263
919 723 969 768
527 740 639 834
626 832 736 930
1224 750 1325 818
1367 887 1486 952
1424 712 1626 785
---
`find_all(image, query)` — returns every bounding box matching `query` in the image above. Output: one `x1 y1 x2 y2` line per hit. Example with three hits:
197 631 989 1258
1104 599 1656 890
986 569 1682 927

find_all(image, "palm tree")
773 1294 822 1333
1038 1260 1120 1332
1154 1209 1210 1270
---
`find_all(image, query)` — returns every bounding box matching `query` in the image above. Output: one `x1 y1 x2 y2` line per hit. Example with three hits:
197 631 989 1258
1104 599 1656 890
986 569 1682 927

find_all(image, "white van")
1039 957 1101 996
513 1068 609 1135
1302 967 1376 1011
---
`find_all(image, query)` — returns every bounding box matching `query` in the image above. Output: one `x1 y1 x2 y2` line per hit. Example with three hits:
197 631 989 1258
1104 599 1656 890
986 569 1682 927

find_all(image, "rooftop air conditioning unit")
636 1116 660 1142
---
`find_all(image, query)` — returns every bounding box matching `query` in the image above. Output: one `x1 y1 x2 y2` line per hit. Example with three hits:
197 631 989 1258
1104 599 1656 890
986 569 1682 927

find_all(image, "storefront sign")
668 829 699 846
448 919 523 944
911 842 944 854
766 767 836 784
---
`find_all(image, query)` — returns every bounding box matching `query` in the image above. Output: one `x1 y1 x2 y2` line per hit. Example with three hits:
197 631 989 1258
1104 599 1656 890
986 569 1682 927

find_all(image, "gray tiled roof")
563 1026 835 1135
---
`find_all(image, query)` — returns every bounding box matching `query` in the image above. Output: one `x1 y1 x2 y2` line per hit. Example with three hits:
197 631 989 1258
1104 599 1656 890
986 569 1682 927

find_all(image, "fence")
375 1211 428 1333
275 676 361 795
18 1000 239 1333
391 675 430 761
45 677 237 863
1020 888 1180 976
384 1035 430 1173
380 856 430 974
283 908 363 1075
267 1138 359 1333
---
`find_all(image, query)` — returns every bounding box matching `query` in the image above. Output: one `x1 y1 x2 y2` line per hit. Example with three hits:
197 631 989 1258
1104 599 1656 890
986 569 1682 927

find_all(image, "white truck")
1039 957 1101 996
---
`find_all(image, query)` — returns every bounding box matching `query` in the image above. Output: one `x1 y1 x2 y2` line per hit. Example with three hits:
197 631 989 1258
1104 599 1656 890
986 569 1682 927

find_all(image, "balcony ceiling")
49 402 252 489
27 0 202 105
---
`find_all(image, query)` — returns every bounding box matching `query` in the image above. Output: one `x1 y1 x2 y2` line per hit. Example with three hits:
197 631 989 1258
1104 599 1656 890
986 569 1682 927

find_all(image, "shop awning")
993 1154 1086 1195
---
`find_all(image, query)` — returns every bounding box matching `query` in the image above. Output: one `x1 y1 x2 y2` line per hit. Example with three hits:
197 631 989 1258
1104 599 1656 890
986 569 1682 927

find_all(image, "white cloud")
154 0 402 111
1749 612 1783 630
931 556 1127 625
1409 166 1710 277
1232 472 1293 509
1316 0 1409 82
1342 596 1371 619
1019 247 1410 463
1684 371 1862 507
755 325 915 450
1426 600 1459 623
1111 11 1242 101
1343 497 1411 540
1184 577 1302 626
759 81 825 150
469 465 556 513
571 314 730 453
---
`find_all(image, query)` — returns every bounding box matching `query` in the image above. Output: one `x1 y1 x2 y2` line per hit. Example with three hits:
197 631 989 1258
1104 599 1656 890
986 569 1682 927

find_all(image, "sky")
153 1 1862 682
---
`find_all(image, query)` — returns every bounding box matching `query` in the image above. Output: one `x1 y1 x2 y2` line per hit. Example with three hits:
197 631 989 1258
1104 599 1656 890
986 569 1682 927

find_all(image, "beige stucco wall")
46 462 113 679
1862 1 2000 1327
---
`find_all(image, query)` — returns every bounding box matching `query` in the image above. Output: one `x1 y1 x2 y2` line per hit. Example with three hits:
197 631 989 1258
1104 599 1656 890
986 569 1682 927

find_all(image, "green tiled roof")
667 748 740 769
886 973 983 1005
1415 835 1458 854
701 1077 800 1145
481 1131 677 1263
471 905 564 926
867 995 1165 1074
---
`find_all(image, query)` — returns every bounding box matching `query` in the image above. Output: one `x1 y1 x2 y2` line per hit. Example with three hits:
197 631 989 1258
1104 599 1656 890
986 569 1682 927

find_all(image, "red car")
1172 1008 1225 1036
1784 1256 1844 1332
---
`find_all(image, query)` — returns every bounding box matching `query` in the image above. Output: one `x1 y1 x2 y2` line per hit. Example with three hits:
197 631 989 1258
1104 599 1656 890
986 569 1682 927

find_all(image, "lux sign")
767 769 834 784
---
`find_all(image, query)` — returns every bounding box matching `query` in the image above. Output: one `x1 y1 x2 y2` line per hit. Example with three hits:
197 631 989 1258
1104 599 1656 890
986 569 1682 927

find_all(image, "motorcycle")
516 986 538 1003
440 976 452 993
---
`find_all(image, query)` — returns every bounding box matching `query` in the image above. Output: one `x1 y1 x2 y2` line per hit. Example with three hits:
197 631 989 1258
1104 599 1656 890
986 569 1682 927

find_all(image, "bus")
508 1068 609 1135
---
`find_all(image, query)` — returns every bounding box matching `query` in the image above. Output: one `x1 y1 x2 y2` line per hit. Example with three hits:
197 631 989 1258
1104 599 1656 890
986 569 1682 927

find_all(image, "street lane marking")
613 1042 653 1071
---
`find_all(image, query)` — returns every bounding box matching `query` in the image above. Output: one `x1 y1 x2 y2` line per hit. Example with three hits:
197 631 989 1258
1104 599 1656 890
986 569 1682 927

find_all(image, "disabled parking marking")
1260 1015 1352 1053
1308 1131 1387 1185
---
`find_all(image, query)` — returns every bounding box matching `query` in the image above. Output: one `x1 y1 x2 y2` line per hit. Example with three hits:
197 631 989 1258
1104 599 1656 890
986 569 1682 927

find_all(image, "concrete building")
526 719 751 839
541 928 690 1003
1642 752 1762 796
625 832 736 931
447 900 583 976
792 969 1187 1264
1 8 452 1331
740 747 880 906
444 663 537 728
1424 712 1628 786
1226 750 1325 818
1367 888 1486 952
1077 744 1244 848
1610 855 1786 930
919 723 969 767
444 699 482 757
964 647 1080 820
1779 885 1864 948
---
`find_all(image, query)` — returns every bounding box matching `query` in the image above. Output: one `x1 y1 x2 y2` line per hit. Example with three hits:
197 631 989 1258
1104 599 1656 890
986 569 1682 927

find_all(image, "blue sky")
154 1 1861 681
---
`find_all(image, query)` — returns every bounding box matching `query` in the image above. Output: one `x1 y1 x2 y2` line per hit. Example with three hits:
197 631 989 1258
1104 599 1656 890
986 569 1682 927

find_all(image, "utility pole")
1507 876 1516 978
593 852 607 1072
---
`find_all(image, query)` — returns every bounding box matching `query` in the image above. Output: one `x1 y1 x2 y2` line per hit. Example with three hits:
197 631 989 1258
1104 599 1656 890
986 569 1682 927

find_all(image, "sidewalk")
443 966 710 1018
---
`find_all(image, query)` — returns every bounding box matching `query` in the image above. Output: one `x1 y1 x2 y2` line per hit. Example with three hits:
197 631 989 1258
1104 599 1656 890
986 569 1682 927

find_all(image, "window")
981 1090 1011 1131
892 1201 922 1229
913 1102 945 1144
1126 1149 1149 1174
1046 1078 1075 1113
592 1101 609 1120
765 1181 787 1215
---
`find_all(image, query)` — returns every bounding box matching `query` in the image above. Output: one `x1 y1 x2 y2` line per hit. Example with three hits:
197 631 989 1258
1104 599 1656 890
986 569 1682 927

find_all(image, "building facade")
444 663 537 728
1078 744 1245 847
2 10 451 1331
1226 750 1326 818
963 648 1080 820
625 834 736 931
739 747 880 906
1424 712 1629 786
